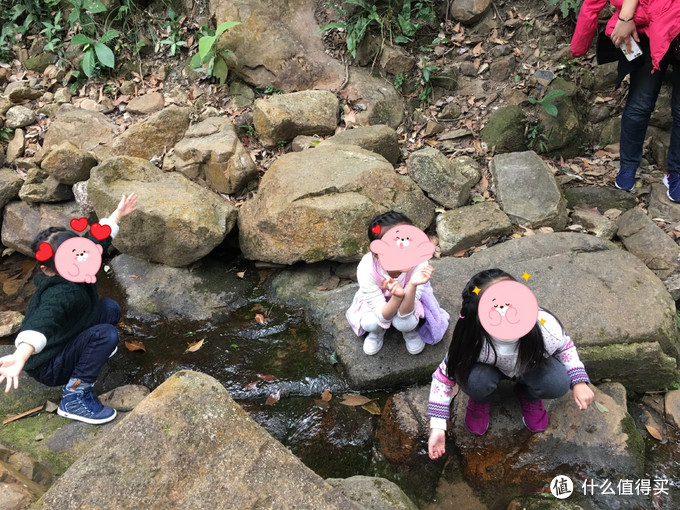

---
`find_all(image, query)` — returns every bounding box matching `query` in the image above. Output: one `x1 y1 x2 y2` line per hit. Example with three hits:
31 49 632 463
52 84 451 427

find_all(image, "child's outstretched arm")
108 193 138 226
426 357 458 460
0 343 34 392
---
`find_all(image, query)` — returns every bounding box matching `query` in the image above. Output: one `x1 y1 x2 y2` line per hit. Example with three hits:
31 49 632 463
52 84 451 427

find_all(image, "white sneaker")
363 331 385 355
403 330 425 355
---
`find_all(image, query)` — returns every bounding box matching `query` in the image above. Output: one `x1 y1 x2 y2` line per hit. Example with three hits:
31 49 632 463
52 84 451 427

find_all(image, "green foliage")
527 124 548 153
418 60 437 105
41 11 65 53
190 21 240 85
0 0 60 62
547 0 583 18
528 89 566 117
67 0 107 36
0 127 13 140
70 29 120 77
159 8 186 56
393 72 405 92
321 0 435 59
255 84 282 95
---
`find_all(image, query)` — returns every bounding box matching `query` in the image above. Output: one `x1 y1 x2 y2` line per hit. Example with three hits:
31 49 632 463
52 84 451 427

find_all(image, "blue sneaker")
57 385 116 425
615 167 636 191
663 173 680 203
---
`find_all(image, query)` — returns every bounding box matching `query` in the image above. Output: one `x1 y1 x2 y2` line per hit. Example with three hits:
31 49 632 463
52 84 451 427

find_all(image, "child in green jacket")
0 193 137 424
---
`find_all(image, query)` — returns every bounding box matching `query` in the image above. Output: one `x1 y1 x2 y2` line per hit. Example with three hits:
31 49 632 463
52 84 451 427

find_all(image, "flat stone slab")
268 233 678 392
490 151 567 229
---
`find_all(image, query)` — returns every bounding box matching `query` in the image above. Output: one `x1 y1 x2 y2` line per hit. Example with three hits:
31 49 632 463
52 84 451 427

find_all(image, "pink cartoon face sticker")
369 224 435 271
54 237 104 284
478 280 539 340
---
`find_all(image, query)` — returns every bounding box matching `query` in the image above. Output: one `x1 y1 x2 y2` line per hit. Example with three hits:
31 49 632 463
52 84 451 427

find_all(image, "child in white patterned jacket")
427 269 594 460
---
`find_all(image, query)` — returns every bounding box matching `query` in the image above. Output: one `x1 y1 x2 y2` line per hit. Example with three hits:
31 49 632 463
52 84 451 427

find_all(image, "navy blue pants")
620 38 680 175
459 356 571 403
34 298 121 386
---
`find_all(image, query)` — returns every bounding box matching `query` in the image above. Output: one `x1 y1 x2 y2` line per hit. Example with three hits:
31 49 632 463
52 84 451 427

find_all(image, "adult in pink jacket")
571 0 680 202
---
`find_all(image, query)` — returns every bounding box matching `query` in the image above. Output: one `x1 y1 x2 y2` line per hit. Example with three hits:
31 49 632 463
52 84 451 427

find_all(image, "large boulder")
38 370 362 510
253 90 338 147
1 201 83 256
617 208 680 279
18 168 74 203
40 142 97 185
490 151 568 230
108 106 192 160
173 116 257 194
268 233 678 392
238 144 435 265
209 0 344 92
87 156 237 267
436 202 513 255
407 149 481 209
451 383 646 508
0 168 24 209
41 106 118 159
108 254 253 321
343 68 405 129
480 105 527 153
318 125 401 165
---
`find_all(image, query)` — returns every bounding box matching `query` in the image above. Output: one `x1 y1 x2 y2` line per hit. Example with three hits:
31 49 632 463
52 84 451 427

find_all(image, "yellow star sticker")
521 271 532 281
472 286 481 295
539 318 546 326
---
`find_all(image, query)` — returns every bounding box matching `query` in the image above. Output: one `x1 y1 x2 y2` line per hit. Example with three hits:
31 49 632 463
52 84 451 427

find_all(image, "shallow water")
6 254 678 509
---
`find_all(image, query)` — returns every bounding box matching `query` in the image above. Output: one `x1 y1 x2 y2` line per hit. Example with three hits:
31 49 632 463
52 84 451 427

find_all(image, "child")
345 211 449 355
427 269 594 460
0 193 138 425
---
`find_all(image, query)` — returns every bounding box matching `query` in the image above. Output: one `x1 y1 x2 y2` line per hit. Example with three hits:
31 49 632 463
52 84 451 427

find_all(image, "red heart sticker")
90 223 112 241
35 242 54 262
371 225 381 235
70 217 88 232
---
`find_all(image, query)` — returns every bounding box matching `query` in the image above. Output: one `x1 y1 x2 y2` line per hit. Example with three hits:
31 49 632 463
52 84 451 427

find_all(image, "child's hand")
572 382 595 410
409 265 434 286
110 193 138 224
381 278 405 298
428 428 446 460
0 354 26 393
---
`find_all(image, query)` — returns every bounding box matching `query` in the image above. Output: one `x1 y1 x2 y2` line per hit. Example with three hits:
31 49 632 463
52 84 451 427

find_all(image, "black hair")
446 268 548 386
367 211 414 242
31 227 78 272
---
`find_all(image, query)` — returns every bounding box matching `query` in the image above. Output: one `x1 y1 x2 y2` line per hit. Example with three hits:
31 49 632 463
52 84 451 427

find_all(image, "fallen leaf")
256 373 277 382
321 389 332 402
594 401 609 413
340 393 374 407
185 338 205 353
130 275 139 279
236 271 246 279
453 249 467 257
645 423 663 441
124 340 146 352
3 405 43 425
2 279 22 296
265 388 281 405
254 313 268 324
362 401 382 415
244 381 258 390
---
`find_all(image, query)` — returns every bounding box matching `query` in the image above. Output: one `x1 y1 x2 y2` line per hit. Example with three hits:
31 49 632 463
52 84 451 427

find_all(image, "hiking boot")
464 398 490 435
403 330 425 355
515 387 548 433
614 167 636 191
363 330 385 355
57 385 117 425
663 173 680 203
